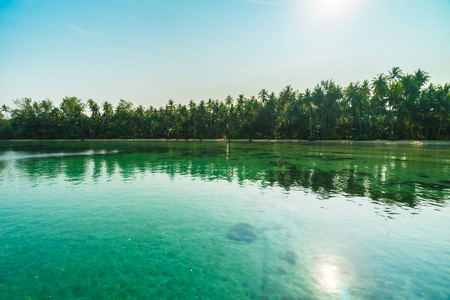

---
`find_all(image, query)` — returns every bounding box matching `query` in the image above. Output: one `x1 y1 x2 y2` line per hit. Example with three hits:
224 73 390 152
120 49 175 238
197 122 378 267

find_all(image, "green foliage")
356 134 374 141
329 132 341 140
388 133 399 141
0 112 10 139
1 68 449 141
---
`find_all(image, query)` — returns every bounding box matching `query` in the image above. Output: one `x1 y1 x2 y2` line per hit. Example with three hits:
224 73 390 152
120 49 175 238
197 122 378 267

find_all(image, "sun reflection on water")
319 263 340 292
314 255 353 299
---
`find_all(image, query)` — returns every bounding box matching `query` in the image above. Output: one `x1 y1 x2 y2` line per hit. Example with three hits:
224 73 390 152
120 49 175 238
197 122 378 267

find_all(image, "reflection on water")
317 257 341 293
1 141 448 210
313 254 355 299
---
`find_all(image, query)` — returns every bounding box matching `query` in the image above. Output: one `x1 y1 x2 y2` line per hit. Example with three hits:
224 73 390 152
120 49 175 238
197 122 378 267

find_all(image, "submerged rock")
279 250 298 265
227 223 257 243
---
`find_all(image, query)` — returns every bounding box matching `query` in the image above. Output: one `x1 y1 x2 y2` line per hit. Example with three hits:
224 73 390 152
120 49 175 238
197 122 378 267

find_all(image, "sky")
0 0 449 109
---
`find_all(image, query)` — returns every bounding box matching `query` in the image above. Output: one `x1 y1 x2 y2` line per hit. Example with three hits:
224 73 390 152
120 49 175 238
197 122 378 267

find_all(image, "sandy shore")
2 139 450 146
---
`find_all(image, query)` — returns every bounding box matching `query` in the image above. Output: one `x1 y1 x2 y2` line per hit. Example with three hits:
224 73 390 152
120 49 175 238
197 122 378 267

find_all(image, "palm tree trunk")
390 110 394 134
436 123 442 139
409 112 414 139
309 108 312 139
358 111 362 136
390 99 395 134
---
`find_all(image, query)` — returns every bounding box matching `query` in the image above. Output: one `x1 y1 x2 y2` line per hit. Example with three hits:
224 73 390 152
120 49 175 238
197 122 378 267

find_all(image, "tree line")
1 67 449 140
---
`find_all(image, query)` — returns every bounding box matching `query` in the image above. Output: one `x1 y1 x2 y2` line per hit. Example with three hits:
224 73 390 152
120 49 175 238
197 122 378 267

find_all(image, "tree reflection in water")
1 141 448 210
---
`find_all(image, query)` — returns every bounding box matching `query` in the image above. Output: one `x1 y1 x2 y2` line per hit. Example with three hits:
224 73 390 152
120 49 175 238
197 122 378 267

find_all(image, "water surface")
0 141 449 299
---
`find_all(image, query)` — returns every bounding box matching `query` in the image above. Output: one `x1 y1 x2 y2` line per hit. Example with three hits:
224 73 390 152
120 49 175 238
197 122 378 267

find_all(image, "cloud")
69 24 95 35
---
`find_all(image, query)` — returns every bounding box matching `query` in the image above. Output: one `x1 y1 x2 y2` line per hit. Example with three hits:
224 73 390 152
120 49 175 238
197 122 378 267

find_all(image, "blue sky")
1 0 449 109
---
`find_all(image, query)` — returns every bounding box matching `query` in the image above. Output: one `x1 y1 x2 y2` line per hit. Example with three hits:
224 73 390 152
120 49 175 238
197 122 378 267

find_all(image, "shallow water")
0 141 449 299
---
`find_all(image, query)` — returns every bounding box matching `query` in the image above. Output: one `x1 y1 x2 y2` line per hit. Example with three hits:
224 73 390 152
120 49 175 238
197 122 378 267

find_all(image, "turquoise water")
0 141 449 299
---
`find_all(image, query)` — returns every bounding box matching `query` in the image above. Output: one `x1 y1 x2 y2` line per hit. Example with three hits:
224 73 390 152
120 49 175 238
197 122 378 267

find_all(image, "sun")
309 0 358 21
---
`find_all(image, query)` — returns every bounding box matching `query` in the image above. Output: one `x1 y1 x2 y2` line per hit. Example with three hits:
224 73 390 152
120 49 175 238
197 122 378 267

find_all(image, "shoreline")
1 139 450 146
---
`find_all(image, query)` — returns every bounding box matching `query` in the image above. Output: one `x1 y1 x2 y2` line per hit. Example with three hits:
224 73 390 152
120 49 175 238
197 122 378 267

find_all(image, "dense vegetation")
1 67 449 140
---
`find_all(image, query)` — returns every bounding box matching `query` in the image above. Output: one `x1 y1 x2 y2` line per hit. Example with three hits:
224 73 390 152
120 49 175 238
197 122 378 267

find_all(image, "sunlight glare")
309 0 358 21
318 262 340 292
312 254 354 298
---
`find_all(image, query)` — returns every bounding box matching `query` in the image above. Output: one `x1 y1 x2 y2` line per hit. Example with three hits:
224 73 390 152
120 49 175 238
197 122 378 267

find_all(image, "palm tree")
303 89 314 139
258 89 269 104
1 104 16 137
261 92 277 138
388 67 403 83
187 100 197 138
312 84 325 137
40 99 53 114
1 104 10 119
400 74 421 139
414 69 430 88
224 95 234 108
237 94 245 107
398 70 430 139
197 100 208 139
372 73 388 117
346 82 363 136
52 107 66 135
320 80 342 137
102 101 114 124
434 84 450 139
87 99 100 116
387 67 404 135
359 80 371 134
279 85 294 108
